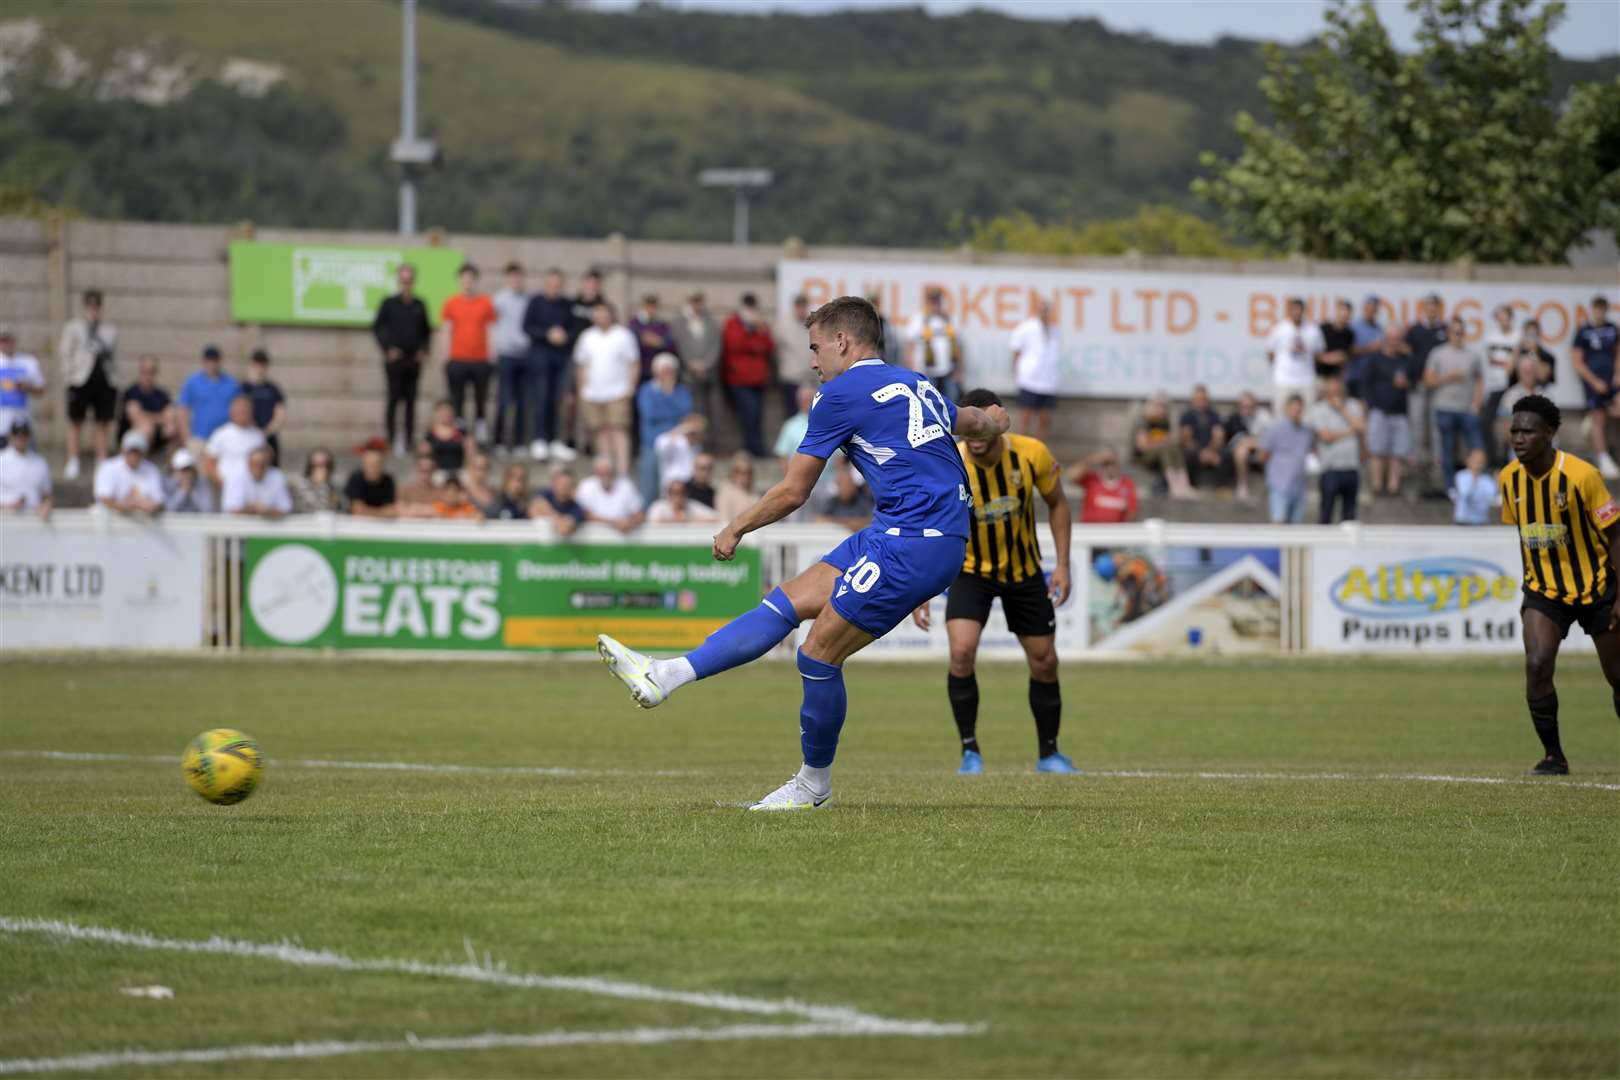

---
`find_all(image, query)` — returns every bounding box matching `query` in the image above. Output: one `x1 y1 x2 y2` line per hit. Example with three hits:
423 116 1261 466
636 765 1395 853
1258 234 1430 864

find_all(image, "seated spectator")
344 438 398 518
816 460 874 530
118 354 178 458
164 448 215 514
654 413 707 492
1308 375 1366 524
715 450 756 522
244 348 286 464
532 465 585 538
94 430 165 515
1452 448 1498 526
773 384 816 461
687 451 717 509
647 478 720 524
0 419 52 518
1516 320 1556 386
397 451 442 518
1363 331 1415 497
1257 394 1314 524
222 445 292 519
1179 383 1226 489
1222 391 1273 501
462 452 497 515
1132 392 1197 499
291 449 341 514
489 463 531 520
421 399 467 473
432 475 483 520
577 454 645 533
177 344 241 454
203 394 266 489
636 352 694 502
1068 450 1138 523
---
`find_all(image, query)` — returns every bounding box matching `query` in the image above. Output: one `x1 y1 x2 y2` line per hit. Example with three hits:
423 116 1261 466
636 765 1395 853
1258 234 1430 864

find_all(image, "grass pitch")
1 655 1616 1078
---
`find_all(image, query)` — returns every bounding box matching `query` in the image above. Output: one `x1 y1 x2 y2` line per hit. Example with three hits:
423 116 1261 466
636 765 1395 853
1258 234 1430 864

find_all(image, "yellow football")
180 729 264 805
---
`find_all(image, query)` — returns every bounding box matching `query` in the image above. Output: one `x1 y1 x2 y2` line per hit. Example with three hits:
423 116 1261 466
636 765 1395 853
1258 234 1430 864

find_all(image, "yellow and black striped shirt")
959 433 1059 584
1500 451 1620 605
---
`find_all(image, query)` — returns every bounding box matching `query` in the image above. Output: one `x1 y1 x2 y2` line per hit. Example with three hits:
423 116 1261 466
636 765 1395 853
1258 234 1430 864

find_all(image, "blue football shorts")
820 528 966 638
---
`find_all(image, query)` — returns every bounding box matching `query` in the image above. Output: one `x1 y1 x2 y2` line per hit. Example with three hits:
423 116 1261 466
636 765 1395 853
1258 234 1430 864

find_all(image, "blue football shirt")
797 358 971 538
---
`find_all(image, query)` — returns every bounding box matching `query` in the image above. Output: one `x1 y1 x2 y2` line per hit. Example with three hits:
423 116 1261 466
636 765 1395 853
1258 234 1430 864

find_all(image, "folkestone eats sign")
241 538 760 652
1308 542 1583 652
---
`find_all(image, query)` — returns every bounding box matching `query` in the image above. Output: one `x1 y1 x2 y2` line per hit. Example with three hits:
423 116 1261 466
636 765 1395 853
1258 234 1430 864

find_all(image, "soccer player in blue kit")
597 296 1011 811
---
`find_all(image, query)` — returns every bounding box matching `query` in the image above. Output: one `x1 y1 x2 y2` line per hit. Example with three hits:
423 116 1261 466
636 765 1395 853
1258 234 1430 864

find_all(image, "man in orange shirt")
440 263 497 445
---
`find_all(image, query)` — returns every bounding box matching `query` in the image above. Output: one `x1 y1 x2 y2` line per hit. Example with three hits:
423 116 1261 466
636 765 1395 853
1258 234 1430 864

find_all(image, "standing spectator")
1178 383 1226 490
1425 316 1484 491
439 263 497 443
93 431 164 515
372 263 433 458
775 293 813 418
560 270 608 455
816 459 875 530
203 395 266 490
1068 450 1138 524
222 445 292 519
243 349 286 464
421 400 467 473
1222 391 1273 502
522 268 579 463
1451 448 1498 525
491 262 532 456
1572 296 1619 478
117 354 177 459
1403 293 1449 484
1307 376 1366 523
0 327 46 450
1264 296 1323 417
1317 299 1355 389
177 345 241 456
489 463 531 520
163 449 214 514
573 300 639 477
57 290 118 479
1257 395 1314 524
1347 293 1384 399
344 438 398 518
291 449 341 514
868 292 905 368
1132 393 1197 499
1009 295 1060 441
1481 304 1519 464
656 413 708 490
532 465 585 537
773 384 816 462
1363 330 1416 497
720 293 774 458
715 450 756 522
687 451 718 509
906 287 963 401
0 420 52 518
647 478 719 524
635 352 694 502
432 476 484 520
397 452 442 519
577 453 644 533
628 294 678 384
672 291 721 420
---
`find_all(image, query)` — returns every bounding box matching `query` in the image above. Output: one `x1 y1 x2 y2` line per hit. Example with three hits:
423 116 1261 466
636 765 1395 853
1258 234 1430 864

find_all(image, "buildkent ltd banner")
243 539 760 652
228 242 465 326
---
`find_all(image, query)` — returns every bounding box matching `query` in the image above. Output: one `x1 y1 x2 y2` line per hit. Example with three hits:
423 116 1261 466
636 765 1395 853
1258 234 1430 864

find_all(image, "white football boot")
747 773 831 812
597 634 669 709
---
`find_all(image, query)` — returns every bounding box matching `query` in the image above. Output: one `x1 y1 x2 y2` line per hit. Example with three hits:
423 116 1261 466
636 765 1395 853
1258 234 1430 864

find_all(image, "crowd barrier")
0 513 1546 659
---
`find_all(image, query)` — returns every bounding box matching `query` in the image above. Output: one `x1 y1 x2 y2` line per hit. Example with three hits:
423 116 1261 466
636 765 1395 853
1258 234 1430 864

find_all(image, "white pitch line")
1091 769 1620 792
0 1019 982 1076
0 750 687 778
0 917 965 1033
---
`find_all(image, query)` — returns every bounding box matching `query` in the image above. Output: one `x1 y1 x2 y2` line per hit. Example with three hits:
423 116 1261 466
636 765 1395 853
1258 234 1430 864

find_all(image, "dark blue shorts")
1018 389 1058 411
1585 364 1615 412
820 528 966 638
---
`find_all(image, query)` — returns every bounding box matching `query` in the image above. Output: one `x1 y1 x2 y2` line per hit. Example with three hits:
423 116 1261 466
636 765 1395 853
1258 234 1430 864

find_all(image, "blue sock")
686 587 799 680
797 649 847 768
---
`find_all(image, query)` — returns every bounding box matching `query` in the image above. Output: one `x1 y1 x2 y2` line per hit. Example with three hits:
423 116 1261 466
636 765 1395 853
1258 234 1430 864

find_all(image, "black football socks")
948 672 979 754
1528 692 1563 761
1030 678 1062 759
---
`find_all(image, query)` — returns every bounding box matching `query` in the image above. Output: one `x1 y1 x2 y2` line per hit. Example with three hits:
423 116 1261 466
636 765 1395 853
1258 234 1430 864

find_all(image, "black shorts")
67 364 116 423
944 570 1056 637
1017 389 1057 411
1522 578 1619 640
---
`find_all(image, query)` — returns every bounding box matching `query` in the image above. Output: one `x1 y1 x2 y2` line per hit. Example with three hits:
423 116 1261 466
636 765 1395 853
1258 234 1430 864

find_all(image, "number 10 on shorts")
843 555 882 594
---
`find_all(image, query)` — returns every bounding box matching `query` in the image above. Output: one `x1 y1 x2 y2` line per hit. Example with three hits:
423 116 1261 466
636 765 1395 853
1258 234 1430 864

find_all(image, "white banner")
779 259 1616 406
0 525 206 649
1308 540 1569 653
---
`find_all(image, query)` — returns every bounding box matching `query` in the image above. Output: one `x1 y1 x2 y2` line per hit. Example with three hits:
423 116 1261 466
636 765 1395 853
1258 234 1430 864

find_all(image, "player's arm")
1042 473 1073 606
953 403 1010 440
712 452 827 562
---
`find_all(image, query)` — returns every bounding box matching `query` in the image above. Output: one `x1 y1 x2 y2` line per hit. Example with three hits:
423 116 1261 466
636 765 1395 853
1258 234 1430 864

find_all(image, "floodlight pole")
733 191 749 247
698 169 773 247
399 0 418 236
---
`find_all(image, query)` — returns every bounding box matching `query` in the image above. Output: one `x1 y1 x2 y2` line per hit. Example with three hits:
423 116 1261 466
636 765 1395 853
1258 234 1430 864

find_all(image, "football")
180 729 265 805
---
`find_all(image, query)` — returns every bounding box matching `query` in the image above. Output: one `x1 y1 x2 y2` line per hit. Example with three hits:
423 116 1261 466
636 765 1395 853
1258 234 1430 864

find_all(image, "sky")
587 0 1620 59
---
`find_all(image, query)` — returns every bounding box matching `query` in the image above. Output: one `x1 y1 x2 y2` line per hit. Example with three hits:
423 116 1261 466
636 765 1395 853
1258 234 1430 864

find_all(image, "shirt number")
871 380 951 448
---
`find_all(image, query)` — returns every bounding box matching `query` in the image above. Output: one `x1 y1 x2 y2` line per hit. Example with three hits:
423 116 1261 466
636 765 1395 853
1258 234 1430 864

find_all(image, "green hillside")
0 0 1613 245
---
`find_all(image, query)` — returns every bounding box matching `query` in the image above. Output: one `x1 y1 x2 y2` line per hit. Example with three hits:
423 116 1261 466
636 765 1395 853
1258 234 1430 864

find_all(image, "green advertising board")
241 538 760 652
228 242 465 326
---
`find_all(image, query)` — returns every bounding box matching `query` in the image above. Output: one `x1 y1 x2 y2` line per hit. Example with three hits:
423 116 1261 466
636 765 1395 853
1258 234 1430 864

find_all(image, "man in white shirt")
222 445 292 518
576 453 645 533
0 420 52 518
203 394 267 489
906 287 963 401
1009 296 1061 440
0 327 46 448
1265 297 1325 418
572 301 639 477
93 430 164 515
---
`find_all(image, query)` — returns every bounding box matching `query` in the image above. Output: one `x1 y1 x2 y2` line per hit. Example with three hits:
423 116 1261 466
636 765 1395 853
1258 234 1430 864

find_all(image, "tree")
963 206 1265 258
1193 0 1620 264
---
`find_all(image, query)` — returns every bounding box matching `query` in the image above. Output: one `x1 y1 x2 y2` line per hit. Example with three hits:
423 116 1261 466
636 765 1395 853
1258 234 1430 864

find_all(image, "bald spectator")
222 445 292 519
203 395 266 489
93 431 164 515
574 300 639 477
344 438 398 518
647 478 719 524
373 263 433 457
0 420 52 519
577 454 644 533
1222 391 1273 502
672 291 721 419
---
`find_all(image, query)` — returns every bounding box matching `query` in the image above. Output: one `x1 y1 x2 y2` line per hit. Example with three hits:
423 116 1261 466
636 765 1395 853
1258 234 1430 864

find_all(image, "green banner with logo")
242 538 761 651
228 242 465 326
